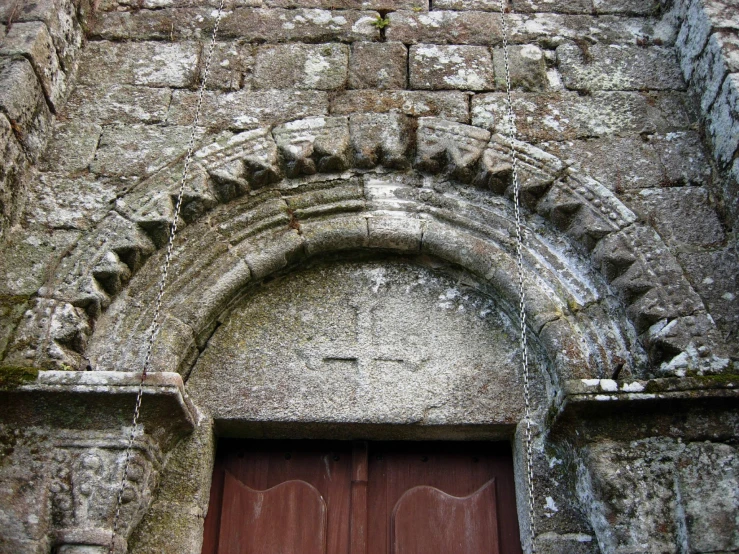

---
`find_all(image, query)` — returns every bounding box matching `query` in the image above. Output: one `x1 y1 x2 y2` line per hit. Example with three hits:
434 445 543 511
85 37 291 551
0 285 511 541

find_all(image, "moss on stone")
0 366 39 389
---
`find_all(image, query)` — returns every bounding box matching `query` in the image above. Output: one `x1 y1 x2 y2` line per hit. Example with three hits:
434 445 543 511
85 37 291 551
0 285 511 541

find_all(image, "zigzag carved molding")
10 116 725 379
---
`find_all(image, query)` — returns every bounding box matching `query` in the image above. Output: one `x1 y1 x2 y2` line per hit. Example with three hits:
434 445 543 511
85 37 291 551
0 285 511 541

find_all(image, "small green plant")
411 4 423 12
372 15 390 30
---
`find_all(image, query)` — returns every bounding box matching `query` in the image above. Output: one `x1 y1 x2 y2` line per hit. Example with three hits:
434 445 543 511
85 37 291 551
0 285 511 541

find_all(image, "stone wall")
1 0 738 552
0 0 89 234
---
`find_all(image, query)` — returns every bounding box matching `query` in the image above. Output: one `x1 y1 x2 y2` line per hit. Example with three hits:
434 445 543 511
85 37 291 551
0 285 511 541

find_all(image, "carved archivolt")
8 116 727 380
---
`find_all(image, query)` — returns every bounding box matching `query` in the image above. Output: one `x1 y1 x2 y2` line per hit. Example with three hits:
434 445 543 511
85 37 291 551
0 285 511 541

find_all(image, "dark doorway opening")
203 440 522 554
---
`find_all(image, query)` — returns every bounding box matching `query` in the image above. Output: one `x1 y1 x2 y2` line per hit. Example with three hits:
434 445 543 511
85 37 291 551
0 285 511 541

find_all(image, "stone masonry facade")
0 0 738 552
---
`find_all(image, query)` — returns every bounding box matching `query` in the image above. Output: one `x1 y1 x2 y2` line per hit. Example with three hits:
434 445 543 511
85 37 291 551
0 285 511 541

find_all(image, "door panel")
219 473 327 554
203 441 521 554
391 480 499 554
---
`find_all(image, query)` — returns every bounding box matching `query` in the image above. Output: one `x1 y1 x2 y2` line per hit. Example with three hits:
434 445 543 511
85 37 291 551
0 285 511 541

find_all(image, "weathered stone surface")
0 112 28 231
24 173 121 230
472 91 657 141
1 0 84 72
578 439 739 554
678 247 739 347
592 223 705 334
2 297 91 370
202 41 254 91
493 44 549 91
167 89 329 130
434 0 593 13
0 57 52 160
557 43 685 91
706 72 739 167
541 131 711 191
349 113 415 169
542 136 662 192
410 44 495 91
578 438 684 554
63 85 172 125
264 0 423 8
649 130 712 185
90 124 205 178
77 41 200 88
415 117 491 180
480 134 565 195
273 116 351 176
0 21 67 109
0 228 80 297
193 128 281 198
39 120 102 174
533 533 598 554
677 441 739 552
253 43 349 90
330 90 469 121
691 31 739 113
386 10 503 45
187 260 530 428
593 0 659 15
623 187 725 247
645 90 700 132
88 7 380 42
349 42 408 90
387 11 672 46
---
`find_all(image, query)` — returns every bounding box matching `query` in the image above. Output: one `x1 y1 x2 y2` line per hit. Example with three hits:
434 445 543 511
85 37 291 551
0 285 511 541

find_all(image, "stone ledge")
564 375 739 403
0 370 197 448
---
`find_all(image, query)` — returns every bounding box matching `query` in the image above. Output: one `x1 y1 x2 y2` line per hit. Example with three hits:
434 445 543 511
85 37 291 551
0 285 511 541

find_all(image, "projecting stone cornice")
5 116 729 381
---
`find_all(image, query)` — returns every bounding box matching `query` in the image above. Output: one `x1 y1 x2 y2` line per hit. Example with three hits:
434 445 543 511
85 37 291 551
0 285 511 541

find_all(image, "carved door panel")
203 440 521 554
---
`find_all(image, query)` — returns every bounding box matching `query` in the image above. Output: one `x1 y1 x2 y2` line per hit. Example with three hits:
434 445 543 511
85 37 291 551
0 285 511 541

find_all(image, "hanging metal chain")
498 1 537 551
107 2 226 552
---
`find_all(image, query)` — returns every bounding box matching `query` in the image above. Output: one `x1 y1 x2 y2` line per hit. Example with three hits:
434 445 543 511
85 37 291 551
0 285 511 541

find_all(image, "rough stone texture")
0 227 80 297
593 0 659 15
386 10 674 46
410 44 495 91
330 90 470 121
187 260 532 427
435 0 593 12
0 21 67 109
706 72 739 167
167 89 329 130
38 120 102 174
678 246 739 349
1 0 739 551
623 187 725 248
88 7 381 42
557 43 686 91
541 132 712 192
348 42 408 90
493 44 549 91
253 43 349 90
691 30 739 113
0 0 84 73
0 113 29 233
63 85 172 125
579 438 739 554
23 173 122 230
202 41 254 91
0 57 52 160
90 124 204 178
77 41 201 89
472 92 658 141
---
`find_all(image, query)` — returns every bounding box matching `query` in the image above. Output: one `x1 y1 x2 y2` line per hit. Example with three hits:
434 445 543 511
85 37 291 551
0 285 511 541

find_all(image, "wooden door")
202 440 522 554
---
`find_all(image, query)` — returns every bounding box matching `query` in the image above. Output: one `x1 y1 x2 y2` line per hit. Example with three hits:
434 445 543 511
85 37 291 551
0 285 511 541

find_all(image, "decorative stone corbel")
0 370 197 553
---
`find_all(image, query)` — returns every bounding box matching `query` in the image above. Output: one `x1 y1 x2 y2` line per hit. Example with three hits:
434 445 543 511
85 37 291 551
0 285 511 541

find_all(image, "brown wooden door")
202 440 522 554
